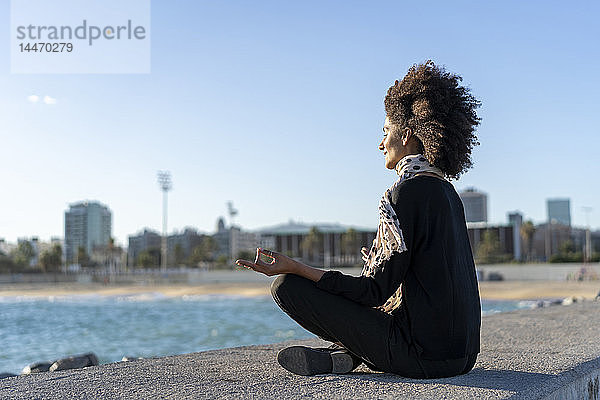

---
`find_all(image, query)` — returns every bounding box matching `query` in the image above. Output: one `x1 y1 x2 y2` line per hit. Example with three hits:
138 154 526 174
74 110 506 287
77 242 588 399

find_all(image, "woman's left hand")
235 248 294 277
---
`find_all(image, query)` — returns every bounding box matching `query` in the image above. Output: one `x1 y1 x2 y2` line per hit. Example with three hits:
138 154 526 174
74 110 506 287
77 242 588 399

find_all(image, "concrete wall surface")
477 263 600 281
2 264 598 285
1 302 599 399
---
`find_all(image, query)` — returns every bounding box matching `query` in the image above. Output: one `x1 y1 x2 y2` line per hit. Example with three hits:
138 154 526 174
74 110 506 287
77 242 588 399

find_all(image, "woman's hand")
235 248 295 277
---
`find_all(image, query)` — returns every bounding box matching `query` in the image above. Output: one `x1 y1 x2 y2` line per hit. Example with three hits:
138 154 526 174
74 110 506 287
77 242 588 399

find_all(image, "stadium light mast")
157 171 172 272
582 206 592 263
227 201 239 261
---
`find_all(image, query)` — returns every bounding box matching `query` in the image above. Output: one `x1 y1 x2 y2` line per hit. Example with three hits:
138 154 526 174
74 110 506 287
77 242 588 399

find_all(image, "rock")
562 296 585 306
0 372 17 379
487 272 504 281
121 356 144 362
562 296 573 306
49 353 99 372
22 361 54 374
535 300 546 308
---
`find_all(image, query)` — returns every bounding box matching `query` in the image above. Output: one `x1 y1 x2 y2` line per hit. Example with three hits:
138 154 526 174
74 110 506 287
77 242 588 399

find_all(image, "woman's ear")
401 128 413 146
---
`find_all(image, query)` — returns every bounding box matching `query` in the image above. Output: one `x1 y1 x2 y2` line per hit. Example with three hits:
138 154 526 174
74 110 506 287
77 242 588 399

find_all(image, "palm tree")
520 221 536 262
476 230 504 264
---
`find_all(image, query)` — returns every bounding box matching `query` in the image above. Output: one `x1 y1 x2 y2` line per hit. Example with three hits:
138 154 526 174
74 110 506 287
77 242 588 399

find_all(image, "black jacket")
315 175 481 360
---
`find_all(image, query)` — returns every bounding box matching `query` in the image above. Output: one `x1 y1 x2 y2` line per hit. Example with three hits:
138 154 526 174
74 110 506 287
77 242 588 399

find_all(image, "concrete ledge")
1 302 599 399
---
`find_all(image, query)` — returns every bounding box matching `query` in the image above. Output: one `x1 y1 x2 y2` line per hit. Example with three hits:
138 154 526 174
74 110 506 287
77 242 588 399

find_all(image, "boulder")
121 356 144 362
562 296 585 306
487 272 504 281
49 353 99 372
22 361 54 375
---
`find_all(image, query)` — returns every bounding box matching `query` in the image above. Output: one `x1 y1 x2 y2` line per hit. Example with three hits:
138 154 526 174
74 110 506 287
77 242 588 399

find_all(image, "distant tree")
137 250 158 268
215 254 230 268
0 252 19 273
476 230 512 264
519 220 536 261
558 240 576 254
174 243 185 266
236 250 254 262
301 227 322 262
200 236 217 261
12 241 35 268
76 246 91 268
187 245 204 266
40 244 62 273
188 237 217 265
341 228 359 256
549 240 583 263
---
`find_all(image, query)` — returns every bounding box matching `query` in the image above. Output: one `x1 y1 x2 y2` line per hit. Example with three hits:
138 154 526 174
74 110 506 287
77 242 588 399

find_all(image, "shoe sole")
277 346 354 376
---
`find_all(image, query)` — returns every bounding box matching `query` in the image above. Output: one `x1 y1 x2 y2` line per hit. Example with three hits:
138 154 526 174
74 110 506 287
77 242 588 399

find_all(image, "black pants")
271 273 477 379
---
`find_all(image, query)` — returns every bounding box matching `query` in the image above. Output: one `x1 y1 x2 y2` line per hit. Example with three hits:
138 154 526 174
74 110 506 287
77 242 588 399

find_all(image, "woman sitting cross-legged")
237 60 482 379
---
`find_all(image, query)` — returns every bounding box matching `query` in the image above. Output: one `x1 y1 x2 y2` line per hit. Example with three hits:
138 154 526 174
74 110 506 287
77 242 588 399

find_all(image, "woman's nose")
378 140 384 151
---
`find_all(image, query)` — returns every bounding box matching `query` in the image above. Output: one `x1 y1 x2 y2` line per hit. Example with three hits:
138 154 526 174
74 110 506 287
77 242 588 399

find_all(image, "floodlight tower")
582 206 592 263
227 201 239 260
157 171 172 272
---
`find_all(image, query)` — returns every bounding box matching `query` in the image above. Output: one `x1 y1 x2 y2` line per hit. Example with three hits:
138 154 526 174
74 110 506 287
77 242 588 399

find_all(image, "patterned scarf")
361 154 445 313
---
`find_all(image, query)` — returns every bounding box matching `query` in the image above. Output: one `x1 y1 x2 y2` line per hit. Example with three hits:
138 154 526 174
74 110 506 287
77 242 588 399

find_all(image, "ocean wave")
0 294 105 303
180 294 270 302
0 292 271 304
112 293 167 302
0 292 168 303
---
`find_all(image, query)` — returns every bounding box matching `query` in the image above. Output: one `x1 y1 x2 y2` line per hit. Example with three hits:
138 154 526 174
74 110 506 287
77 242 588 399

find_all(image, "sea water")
0 294 536 375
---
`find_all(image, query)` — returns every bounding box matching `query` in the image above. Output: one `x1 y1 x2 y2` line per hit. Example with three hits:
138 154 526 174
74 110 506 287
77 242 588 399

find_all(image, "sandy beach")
0 280 598 300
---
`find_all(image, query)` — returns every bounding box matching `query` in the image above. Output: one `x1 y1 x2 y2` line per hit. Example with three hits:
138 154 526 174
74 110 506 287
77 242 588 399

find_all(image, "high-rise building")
65 201 112 263
508 212 523 261
459 188 488 223
547 198 571 226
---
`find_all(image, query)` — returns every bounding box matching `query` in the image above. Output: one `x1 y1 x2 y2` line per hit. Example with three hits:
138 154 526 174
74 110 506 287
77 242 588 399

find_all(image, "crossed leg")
271 273 423 375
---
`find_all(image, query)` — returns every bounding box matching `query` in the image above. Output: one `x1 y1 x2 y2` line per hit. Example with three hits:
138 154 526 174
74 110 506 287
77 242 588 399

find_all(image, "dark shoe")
277 346 355 376
317 343 363 370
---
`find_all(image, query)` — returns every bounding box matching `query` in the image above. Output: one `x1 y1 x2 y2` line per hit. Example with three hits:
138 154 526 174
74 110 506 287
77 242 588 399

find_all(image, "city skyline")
1 1 599 246
0 189 593 248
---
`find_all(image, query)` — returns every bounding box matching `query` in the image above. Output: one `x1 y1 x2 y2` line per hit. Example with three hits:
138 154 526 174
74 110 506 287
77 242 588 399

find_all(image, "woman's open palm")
236 248 291 277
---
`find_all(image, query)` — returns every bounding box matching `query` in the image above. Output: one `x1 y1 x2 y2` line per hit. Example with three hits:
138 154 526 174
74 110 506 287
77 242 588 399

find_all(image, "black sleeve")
313 180 419 307
314 250 411 307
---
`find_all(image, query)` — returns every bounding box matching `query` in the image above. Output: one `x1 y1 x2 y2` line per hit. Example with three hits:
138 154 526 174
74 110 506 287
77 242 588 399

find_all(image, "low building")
127 229 161 267
167 228 205 266
256 220 376 268
213 217 260 261
466 222 515 262
0 238 17 255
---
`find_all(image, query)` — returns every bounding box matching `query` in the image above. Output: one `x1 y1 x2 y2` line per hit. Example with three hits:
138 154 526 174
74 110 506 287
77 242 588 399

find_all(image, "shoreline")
0 282 271 298
0 280 598 301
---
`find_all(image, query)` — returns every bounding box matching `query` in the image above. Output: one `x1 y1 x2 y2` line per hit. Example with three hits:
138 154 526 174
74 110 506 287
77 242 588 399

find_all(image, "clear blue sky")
1 0 599 246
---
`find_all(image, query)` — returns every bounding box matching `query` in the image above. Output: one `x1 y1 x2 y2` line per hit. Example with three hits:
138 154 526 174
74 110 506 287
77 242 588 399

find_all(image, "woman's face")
379 116 405 169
